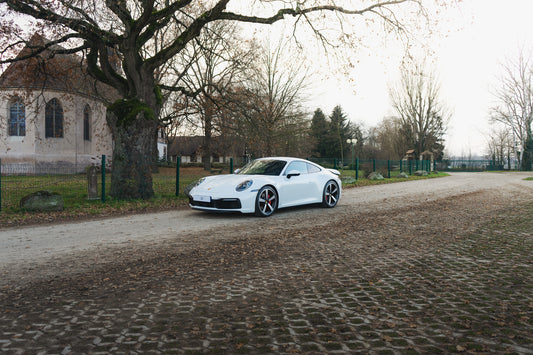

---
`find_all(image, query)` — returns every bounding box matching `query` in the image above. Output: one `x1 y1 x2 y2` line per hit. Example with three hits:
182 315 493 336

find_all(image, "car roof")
256 157 305 162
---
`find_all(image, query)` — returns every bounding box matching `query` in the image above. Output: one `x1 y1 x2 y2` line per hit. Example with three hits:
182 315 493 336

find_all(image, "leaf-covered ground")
0 188 531 354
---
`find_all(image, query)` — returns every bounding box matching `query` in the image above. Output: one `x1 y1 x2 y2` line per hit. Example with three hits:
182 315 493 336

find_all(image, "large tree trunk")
107 109 159 199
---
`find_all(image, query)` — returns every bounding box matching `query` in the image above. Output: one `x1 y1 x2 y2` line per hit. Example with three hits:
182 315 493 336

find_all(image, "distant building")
0 33 166 172
167 135 245 164
403 149 416 161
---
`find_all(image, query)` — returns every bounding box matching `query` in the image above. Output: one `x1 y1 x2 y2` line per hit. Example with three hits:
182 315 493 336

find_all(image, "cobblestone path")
1 193 532 354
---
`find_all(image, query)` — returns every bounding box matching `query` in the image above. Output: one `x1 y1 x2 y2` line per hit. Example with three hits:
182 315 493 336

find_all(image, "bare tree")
491 50 533 170
389 60 449 159
168 21 253 170
486 125 514 170
0 0 432 199
232 42 309 157
370 116 409 160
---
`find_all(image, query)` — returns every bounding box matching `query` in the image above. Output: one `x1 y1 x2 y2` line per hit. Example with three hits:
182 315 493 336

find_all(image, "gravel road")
1 172 532 287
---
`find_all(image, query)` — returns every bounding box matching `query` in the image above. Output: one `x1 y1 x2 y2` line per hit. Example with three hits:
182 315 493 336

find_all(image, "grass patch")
524 177 533 180
0 167 208 226
0 167 448 227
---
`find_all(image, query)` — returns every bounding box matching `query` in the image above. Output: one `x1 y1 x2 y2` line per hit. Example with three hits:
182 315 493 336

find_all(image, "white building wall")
157 141 167 160
0 88 113 171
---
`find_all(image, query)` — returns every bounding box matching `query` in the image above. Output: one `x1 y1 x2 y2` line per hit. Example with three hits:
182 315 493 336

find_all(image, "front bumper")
189 197 242 210
188 191 257 214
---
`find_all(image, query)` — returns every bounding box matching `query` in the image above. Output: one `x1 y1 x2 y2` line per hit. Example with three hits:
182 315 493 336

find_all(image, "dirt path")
1 172 532 287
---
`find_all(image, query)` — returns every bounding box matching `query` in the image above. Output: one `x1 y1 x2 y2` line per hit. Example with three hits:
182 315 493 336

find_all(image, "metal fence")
436 159 518 172
0 156 521 212
307 157 433 178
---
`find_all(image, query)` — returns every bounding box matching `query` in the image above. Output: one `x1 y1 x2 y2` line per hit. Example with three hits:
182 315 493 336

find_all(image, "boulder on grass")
342 176 356 184
414 170 428 176
20 191 64 211
397 172 409 179
368 172 384 180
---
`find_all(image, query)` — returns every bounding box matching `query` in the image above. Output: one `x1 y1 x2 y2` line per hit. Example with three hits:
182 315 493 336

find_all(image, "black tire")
255 186 278 217
322 180 340 208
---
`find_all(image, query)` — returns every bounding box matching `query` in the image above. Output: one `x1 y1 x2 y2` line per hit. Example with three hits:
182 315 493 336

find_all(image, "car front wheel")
322 180 340 208
255 186 278 217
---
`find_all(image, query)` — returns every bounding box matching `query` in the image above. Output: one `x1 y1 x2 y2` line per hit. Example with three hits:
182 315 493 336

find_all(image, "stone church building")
0 34 128 173
0 34 115 172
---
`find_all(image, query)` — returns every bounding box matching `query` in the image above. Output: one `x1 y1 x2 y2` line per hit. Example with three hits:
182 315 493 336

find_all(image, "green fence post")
373 159 376 172
400 160 403 173
409 160 412 175
334 159 337 169
176 156 181 196
355 158 359 180
101 155 106 203
387 160 391 178
230 158 234 174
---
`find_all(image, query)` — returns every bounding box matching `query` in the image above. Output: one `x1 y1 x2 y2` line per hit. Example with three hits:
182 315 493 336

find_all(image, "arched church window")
83 105 91 141
45 98 63 138
9 97 25 136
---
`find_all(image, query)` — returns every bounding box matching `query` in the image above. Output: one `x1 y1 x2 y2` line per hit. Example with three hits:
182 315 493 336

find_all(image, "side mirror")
287 170 301 179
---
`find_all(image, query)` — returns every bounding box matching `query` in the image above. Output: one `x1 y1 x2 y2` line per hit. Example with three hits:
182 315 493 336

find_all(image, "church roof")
0 33 116 102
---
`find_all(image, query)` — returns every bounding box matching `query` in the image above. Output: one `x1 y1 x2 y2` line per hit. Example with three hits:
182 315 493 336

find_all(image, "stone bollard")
87 165 99 200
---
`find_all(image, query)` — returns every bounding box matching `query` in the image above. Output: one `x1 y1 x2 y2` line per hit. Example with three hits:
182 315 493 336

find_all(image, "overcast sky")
305 0 533 158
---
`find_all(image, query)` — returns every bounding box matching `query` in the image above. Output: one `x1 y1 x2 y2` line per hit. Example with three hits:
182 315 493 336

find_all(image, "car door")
305 162 326 203
278 161 315 207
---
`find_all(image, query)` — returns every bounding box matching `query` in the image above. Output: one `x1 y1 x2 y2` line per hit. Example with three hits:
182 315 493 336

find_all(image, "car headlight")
235 180 253 192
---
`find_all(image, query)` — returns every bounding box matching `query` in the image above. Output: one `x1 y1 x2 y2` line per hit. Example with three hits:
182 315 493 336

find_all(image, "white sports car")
187 157 341 217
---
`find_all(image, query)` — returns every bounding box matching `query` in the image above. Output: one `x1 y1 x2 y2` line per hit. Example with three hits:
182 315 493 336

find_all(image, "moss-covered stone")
368 172 384 180
20 190 64 211
414 170 428 176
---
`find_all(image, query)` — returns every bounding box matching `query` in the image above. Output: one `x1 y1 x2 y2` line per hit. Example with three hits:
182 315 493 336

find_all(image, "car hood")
203 174 251 187
190 174 263 196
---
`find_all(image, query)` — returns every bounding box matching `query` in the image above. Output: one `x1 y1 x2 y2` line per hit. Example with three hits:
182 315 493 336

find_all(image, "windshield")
236 159 287 176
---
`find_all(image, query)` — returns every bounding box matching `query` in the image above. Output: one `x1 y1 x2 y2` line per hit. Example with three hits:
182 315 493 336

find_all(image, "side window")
307 163 321 174
83 105 91 141
285 161 308 175
45 98 63 138
9 97 25 136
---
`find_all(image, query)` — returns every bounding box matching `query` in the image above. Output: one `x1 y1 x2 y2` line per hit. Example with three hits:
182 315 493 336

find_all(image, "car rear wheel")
322 180 339 208
255 186 277 217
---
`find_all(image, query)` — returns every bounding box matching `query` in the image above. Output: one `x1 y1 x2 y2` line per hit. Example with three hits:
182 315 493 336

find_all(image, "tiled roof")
0 33 117 102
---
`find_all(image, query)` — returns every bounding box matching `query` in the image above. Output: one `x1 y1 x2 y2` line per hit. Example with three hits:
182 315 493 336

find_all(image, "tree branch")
218 1 410 24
